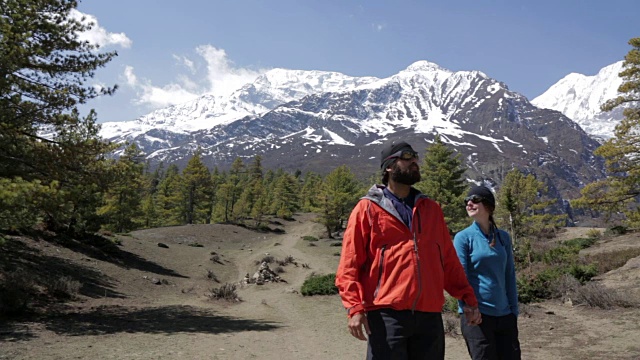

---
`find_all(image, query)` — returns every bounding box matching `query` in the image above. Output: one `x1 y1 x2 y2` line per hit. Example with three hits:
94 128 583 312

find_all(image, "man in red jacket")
335 140 481 359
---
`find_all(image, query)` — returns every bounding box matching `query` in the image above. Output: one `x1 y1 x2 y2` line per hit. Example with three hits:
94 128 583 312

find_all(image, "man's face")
389 157 421 185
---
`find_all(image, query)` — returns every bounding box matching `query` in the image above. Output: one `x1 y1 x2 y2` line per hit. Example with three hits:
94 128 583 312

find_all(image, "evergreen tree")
496 169 565 251
316 165 361 238
98 144 145 232
415 135 468 233
181 152 211 224
155 164 183 225
573 38 640 227
270 172 300 220
0 0 117 232
300 171 323 212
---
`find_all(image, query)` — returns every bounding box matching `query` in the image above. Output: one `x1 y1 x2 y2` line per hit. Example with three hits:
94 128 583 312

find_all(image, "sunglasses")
384 150 419 162
464 195 485 205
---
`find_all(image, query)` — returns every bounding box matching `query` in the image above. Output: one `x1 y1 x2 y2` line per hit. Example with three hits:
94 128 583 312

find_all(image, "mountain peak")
404 60 449 73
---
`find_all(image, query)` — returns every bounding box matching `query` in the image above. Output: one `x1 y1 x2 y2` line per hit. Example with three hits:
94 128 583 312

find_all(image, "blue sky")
75 0 639 123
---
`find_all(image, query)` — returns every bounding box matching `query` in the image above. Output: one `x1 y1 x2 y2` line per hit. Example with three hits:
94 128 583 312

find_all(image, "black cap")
467 185 496 207
380 141 415 170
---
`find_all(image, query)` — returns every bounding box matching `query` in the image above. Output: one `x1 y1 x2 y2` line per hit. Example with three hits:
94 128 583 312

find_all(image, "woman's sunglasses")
384 150 419 161
464 195 485 205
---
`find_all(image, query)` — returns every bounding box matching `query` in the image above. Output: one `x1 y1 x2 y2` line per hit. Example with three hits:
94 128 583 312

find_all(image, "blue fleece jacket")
454 222 519 316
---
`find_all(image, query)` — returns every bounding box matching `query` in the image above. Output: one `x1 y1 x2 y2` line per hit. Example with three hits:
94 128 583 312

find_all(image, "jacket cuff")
347 304 365 318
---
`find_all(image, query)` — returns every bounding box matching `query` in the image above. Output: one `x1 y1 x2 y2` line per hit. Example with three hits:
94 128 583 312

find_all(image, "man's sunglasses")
464 195 485 205
384 150 419 161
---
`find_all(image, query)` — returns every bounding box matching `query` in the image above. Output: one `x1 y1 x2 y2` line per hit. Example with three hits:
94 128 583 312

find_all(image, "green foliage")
98 144 145 233
517 267 564 303
415 135 468 233
585 228 602 239
567 264 598 284
315 165 361 238
442 294 459 313
496 169 565 253
302 235 319 242
0 0 117 234
573 37 640 227
604 225 628 236
301 273 338 296
181 152 212 224
562 237 597 250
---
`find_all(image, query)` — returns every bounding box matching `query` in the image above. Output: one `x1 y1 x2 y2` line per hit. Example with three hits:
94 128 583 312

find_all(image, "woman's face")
466 199 490 221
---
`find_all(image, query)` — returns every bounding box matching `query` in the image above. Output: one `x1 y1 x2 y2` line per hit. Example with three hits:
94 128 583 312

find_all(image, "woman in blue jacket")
454 185 521 360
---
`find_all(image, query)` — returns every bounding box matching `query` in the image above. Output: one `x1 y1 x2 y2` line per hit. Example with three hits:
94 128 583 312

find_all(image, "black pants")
460 313 521 360
366 309 444 360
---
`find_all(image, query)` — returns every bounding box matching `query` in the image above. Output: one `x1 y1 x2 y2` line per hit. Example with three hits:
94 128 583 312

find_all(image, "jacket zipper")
373 245 387 299
411 207 423 312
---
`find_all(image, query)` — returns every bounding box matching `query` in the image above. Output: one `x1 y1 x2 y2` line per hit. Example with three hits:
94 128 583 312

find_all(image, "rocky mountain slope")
99 61 607 202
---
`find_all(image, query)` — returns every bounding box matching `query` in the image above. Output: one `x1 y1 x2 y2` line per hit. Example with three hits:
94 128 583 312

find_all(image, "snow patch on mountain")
531 61 624 139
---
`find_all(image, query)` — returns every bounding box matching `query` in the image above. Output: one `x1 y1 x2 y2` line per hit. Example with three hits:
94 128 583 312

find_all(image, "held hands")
463 305 482 326
348 312 371 341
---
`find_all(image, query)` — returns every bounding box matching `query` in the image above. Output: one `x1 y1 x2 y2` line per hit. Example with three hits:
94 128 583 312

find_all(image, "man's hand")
348 312 371 340
463 305 482 326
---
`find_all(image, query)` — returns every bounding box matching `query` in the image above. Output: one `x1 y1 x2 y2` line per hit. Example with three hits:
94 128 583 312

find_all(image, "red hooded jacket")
335 185 478 317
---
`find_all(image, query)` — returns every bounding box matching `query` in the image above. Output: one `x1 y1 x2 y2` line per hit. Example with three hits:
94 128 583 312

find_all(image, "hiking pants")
366 308 444 360
460 313 521 360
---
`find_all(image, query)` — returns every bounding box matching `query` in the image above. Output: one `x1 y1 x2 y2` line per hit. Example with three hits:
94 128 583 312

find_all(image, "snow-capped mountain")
99 60 606 204
100 69 378 140
531 61 625 139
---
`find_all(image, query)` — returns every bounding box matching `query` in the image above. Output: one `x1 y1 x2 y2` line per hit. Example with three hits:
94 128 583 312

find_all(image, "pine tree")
98 144 145 232
181 152 211 224
496 169 565 251
573 38 640 227
0 0 117 232
415 135 468 233
316 165 361 238
270 172 300 220
155 164 183 225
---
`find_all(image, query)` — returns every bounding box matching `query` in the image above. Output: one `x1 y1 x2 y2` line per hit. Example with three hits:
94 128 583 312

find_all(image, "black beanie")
467 185 496 207
380 141 416 171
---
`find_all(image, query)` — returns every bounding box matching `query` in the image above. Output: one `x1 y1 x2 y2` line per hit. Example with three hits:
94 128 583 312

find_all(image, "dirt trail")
1 219 639 359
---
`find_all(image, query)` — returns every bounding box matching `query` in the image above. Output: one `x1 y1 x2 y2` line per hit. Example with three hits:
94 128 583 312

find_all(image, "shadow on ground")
0 239 125 299
21 232 189 278
39 305 281 336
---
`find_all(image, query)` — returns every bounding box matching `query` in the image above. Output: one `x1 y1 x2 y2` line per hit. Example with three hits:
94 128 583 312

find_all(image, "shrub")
442 294 459 313
442 312 460 336
604 225 627 237
329 242 342 247
47 276 81 299
517 267 564 303
571 283 634 309
308 242 317 247
302 236 318 242
585 228 602 239
567 264 598 284
301 273 338 296
542 246 579 265
275 266 285 274
562 237 597 250
0 270 35 315
585 248 640 275
208 283 240 302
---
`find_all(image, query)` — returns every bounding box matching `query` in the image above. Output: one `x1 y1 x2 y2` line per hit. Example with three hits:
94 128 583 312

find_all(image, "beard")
390 163 421 185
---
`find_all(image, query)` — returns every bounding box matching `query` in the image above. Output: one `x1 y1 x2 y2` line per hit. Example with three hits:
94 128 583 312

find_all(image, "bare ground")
1 215 639 360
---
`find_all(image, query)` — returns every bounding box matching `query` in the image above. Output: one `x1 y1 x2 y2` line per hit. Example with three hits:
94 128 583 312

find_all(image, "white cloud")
196 45 263 96
69 9 132 48
173 54 196 73
124 45 265 109
123 66 198 108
